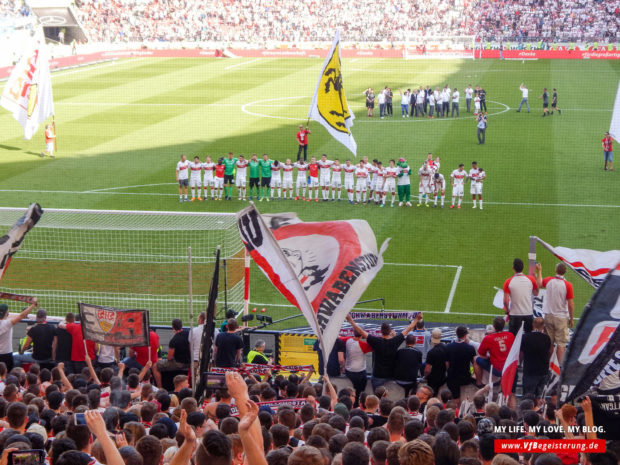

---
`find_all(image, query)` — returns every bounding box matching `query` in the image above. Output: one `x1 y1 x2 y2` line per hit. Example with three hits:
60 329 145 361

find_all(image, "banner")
0 31 54 140
0 203 43 281
559 263 620 403
308 30 357 156
590 394 620 439
0 292 37 305
610 81 620 142
501 322 524 397
237 205 388 358
78 302 149 347
532 236 620 288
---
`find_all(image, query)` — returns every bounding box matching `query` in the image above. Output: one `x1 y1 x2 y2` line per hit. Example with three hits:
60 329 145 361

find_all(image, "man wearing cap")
21 308 56 371
424 328 447 396
0 299 38 371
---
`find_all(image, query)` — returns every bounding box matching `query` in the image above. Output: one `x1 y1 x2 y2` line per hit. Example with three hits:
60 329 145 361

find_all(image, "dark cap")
36 309 47 322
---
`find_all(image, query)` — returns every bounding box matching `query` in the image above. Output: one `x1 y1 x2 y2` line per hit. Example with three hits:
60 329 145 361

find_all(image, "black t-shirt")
521 331 551 376
27 323 55 361
394 347 422 383
169 330 191 364
215 332 244 368
370 414 387 428
479 89 486 101
54 327 73 362
446 341 476 383
367 334 404 378
425 343 447 386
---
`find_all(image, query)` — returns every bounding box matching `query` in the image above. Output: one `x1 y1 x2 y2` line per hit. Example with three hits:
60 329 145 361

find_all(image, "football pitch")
1 57 619 327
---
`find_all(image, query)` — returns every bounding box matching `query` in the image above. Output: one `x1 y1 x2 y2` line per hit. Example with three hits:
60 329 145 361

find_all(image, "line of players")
175 153 485 209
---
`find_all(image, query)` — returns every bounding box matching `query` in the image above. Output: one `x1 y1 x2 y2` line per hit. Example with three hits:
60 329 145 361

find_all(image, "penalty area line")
224 58 262 70
444 266 462 313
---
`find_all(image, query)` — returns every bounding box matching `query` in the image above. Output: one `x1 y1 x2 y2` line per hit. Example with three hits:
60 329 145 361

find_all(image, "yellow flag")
308 30 356 155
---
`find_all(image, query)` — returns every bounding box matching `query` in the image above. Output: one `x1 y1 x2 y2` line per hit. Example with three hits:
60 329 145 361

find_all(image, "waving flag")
308 30 357 155
79 302 150 347
237 205 388 357
530 236 620 288
501 322 523 397
0 204 43 281
610 81 620 141
1 30 54 140
559 263 620 403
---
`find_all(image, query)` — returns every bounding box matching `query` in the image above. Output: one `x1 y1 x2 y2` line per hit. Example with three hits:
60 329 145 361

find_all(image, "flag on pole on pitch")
501 321 524 397
0 30 54 140
559 262 620 403
78 302 150 347
237 205 388 358
0 203 43 281
532 236 620 288
610 81 620 141
308 30 357 156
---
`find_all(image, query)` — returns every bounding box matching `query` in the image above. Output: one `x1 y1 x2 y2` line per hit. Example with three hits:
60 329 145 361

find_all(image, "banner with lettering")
237 205 388 359
78 302 149 347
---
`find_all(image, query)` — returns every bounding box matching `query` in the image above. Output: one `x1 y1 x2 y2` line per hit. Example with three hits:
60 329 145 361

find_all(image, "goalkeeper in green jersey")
258 154 273 202
222 152 238 200
248 154 260 200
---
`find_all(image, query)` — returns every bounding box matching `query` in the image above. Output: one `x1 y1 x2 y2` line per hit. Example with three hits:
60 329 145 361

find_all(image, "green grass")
0 57 619 328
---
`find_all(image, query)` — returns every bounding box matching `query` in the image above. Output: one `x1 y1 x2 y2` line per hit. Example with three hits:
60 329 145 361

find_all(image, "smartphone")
204 372 226 389
8 450 45 465
74 413 86 425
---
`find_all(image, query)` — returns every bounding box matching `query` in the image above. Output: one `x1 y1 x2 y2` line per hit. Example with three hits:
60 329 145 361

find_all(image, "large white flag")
1 31 54 140
308 30 357 156
532 237 620 288
237 205 388 357
501 322 523 397
610 81 620 141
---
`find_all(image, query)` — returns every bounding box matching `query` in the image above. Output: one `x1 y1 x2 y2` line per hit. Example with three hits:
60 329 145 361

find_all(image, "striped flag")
308 30 357 156
0 203 43 281
0 30 54 140
501 322 524 397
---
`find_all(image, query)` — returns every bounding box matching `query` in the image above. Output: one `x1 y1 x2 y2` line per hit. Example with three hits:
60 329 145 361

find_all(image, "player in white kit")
281 159 294 199
343 160 356 204
202 156 215 200
355 161 369 204
318 154 333 201
472 164 485 209
270 160 282 200
331 159 343 201
235 155 248 201
450 164 468 209
374 161 385 204
366 159 378 204
176 154 190 202
189 156 203 201
433 172 446 208
293 159 308 200
418 161 433 207
468 161 479 208
381 159 398 207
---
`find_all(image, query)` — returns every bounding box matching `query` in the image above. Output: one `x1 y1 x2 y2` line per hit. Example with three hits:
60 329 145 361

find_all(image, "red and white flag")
501 322 523 397
533 237 620 288
237 205 388 357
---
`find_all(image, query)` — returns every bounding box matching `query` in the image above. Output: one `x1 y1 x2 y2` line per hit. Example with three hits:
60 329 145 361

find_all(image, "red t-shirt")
308 163 319 177
215 165 225 178
478 331 515 371
602 136 613 152
133 331 160 367
297 130 309 145
65 323 96 361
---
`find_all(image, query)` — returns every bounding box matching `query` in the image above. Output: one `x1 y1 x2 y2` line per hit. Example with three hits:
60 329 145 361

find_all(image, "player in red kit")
214 159 226 200
307 157 320 202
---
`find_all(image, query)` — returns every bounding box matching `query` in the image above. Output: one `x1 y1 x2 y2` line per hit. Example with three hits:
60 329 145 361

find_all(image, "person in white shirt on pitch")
381 159 398 207
293 159 308 200
451 88 460 117
330 159 343 201
465 84 474 113
473 166 485 209
450 163 468 209
418 161 433 207
428 92 436 118
343 159 356 204
377 90 386 118
400 89 410 117
469 161 480 208
202 156 215 200
415 87 425 117
176 154 190 202
474 91 481 115
433 172 446 208
517 83 530 113
442 86 451 117
235 155 248 201
318 154 334 201
189 156 203 201
435 87 443 117
355 161 369 204
270 160 282 200
374 161 385 204
281 159 295 199
369 160 380 202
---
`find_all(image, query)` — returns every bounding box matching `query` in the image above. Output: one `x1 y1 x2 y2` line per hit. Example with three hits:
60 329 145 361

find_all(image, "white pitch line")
224 58 261 70
444 266 462 313
86 182 176 192
384 262 459 268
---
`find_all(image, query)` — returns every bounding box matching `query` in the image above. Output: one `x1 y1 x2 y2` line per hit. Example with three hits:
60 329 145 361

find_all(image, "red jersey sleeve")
359 340 373 354
503 277 512 294
565 281 574 299
542 276 553 288
478 336 489 357
527 275 538 290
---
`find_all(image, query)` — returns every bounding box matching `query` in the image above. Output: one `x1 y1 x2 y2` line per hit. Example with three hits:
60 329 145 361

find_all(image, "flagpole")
188 246 196 393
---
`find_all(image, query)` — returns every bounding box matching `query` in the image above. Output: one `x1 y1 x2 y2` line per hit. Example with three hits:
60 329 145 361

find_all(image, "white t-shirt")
452 91 460 103
451 169 467 185
0 319 13 354
98 344 116 364
235 160 248 177
377 93 386 104
434 173 446 190
416 92 424 104
465 87 473 99
344 165 355 181
203 162 215 178
344 338 368 372
355 167 368 179
176 160 190 180
397 166 411 185
282 164 294 181
521 86 529 98
189 162 203 179
191 324 204 361
401 93 410 105
318 160 333 177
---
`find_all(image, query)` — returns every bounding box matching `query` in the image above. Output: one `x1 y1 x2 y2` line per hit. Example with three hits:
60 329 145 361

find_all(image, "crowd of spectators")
65 0 619 45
